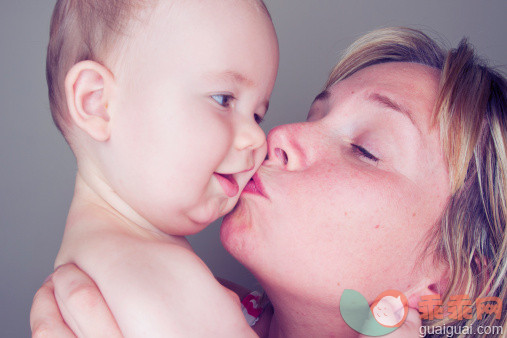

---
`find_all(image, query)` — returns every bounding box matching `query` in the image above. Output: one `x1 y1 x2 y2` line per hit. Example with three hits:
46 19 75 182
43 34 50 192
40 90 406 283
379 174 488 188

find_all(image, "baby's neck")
54 171 191 269
71 171 188 243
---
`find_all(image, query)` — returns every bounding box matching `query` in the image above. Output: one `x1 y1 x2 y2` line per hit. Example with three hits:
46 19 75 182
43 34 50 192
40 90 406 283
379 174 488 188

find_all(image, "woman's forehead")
324 62 441 129
332 62 440 92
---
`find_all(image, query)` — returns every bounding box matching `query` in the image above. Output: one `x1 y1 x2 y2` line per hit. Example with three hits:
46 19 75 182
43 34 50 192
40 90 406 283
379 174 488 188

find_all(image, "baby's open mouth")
214 173 239 197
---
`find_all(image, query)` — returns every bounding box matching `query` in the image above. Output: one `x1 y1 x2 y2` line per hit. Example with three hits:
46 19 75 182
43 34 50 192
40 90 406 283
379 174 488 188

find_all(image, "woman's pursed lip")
242 173 269 199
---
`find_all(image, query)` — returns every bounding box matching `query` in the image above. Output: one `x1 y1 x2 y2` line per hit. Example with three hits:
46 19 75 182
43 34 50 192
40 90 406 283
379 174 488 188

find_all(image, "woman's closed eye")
254 114 264 124
351 144 379 162
211 94 234 108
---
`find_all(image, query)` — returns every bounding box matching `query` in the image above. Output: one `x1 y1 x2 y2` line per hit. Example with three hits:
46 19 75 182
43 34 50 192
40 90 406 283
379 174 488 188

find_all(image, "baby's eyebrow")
204 70 255 87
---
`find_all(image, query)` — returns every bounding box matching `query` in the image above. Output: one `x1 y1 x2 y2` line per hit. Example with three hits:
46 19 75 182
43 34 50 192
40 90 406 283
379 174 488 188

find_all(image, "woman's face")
221 62 451 305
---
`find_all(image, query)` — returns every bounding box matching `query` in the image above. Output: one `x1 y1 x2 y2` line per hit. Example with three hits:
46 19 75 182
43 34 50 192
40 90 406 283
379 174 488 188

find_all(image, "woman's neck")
265 287 359 337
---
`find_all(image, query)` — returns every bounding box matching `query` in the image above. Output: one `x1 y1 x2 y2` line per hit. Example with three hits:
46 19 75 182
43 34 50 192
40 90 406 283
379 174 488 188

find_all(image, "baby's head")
47 0 279 235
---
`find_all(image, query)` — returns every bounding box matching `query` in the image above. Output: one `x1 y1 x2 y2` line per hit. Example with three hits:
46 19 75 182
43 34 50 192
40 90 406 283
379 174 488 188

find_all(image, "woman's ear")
405 275 448 310
65 61 115 142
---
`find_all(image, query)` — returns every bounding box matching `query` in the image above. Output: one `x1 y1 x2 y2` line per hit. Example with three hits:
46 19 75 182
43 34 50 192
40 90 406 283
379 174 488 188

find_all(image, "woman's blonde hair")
326 27 506 337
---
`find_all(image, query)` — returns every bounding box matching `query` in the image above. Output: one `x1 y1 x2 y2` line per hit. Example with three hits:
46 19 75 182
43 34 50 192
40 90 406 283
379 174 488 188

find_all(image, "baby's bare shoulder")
57 208 197 274
106 239 254 335
70 227 210 283
57 217 255 335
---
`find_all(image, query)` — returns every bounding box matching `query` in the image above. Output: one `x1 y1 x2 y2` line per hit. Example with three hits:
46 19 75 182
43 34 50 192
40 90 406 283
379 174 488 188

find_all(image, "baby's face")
103 0 278 234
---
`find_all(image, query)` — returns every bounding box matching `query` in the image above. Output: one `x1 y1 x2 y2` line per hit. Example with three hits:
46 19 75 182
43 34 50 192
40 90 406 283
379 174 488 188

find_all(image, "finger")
400 308 423 337
30 276 77 338
383 308 423 338
53 264 122 338
358 308 422 338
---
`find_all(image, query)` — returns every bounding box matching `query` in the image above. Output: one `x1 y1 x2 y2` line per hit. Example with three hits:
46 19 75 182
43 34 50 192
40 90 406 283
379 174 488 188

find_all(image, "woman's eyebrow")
313 90 330 103
367 93 421 133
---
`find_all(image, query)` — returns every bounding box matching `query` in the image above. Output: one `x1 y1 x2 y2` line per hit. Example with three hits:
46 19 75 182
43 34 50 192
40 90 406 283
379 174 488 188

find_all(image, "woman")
31 27 506 337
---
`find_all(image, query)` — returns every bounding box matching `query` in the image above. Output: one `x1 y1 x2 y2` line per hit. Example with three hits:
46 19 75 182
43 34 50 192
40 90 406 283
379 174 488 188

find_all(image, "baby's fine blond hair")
46 0 270 140
47 0 154 138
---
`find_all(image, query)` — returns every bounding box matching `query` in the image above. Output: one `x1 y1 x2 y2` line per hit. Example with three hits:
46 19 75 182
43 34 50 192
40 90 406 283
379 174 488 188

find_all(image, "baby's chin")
186 195 239 229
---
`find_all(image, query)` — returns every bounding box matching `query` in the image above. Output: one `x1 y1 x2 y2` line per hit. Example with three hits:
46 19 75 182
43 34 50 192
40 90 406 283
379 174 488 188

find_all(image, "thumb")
358 307 422 338
401 308 423 335
382 308 422 338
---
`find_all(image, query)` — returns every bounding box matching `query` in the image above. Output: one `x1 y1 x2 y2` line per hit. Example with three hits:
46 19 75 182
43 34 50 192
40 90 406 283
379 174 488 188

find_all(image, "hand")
30 274 76 338
30 264 122 338
358 308 422 338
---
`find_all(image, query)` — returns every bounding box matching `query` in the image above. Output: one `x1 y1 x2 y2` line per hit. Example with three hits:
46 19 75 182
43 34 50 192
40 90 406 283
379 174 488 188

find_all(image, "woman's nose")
266 123 307 171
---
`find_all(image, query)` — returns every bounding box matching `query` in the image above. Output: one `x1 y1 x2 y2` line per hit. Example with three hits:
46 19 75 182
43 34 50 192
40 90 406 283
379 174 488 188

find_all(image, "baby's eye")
351 144 379 163
211 94 234 108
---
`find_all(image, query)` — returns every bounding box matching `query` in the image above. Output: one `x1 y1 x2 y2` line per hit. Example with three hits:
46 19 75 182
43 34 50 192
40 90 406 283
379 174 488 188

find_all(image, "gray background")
1 0 505 336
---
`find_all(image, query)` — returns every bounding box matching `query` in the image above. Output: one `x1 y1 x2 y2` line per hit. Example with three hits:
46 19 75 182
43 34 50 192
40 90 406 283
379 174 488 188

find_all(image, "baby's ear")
65 61 115 141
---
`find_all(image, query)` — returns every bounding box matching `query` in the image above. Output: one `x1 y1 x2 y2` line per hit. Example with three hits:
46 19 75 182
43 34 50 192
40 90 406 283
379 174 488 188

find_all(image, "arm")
216 277 252 301
65 234 256 337
216 277 274 337
31 269 263 338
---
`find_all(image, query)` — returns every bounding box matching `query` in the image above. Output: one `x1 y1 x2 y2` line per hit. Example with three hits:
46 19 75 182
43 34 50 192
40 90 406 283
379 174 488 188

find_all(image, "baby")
48 0 278 336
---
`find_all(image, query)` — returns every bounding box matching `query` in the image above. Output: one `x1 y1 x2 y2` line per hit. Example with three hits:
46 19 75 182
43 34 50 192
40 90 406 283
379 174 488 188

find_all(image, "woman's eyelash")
351 144 379 162
254 114 264 124
211 94 234 108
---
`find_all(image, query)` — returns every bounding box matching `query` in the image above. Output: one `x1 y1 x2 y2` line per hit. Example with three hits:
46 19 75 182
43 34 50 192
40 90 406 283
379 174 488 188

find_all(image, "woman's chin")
220 198 257 260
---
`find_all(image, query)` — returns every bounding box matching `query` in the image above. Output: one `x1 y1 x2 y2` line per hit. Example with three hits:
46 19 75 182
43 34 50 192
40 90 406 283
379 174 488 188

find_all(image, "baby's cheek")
221 196 239 216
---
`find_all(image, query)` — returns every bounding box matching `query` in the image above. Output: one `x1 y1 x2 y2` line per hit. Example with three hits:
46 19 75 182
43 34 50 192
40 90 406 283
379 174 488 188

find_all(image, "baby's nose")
234 119 266 151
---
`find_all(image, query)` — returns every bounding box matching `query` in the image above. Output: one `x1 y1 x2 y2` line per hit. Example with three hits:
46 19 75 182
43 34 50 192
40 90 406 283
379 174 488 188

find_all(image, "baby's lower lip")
214 173 239 197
